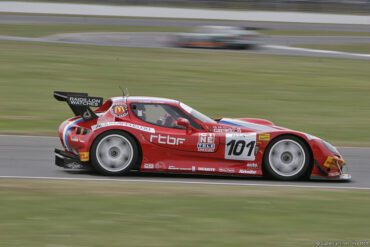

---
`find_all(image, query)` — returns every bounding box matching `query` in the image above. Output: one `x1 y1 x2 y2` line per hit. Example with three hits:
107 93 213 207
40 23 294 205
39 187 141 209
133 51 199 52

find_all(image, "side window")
131 103 202 130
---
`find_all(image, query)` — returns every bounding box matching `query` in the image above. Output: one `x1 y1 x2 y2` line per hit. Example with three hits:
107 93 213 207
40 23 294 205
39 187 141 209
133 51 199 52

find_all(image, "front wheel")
90 131 139 176
263 135 312 181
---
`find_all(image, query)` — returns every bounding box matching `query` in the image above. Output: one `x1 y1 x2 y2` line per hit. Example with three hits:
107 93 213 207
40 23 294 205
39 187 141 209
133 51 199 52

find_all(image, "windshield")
180 102 216 124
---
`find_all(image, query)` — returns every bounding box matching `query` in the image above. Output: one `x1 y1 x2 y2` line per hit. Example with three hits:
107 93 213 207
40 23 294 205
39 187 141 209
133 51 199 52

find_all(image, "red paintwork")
57 96 346 179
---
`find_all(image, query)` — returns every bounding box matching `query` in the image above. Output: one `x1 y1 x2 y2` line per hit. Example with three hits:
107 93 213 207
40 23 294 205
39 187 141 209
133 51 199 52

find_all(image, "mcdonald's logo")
111 104 128 117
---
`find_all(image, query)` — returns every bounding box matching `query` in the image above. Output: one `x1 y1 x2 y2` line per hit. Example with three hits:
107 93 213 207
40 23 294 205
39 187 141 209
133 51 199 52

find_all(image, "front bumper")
55 148 88 170
328 157 352 181
313 159 351 181
338 165 352 181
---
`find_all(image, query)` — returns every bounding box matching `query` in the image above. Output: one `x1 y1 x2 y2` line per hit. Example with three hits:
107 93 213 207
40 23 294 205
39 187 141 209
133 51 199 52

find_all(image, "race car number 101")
225 133 256 161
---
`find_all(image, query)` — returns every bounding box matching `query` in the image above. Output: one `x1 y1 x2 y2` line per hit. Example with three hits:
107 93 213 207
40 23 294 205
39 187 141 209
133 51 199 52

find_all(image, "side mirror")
177 117 190 128
177 118 193 133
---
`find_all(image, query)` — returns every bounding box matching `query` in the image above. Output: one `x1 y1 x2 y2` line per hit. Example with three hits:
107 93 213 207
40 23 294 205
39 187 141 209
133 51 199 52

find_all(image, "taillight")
74 127 90 135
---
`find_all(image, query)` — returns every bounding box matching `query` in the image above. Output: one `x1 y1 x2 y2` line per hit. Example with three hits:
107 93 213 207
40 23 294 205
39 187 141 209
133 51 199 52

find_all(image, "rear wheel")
263 135 312 181
90 131 139 176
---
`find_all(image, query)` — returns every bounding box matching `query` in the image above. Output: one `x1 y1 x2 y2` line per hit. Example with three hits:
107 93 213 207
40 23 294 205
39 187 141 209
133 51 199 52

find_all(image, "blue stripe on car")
219 118 276 131
63 118 83 152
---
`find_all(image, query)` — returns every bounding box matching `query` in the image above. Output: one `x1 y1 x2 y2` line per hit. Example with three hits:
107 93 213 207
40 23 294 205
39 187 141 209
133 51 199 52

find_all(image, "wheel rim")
268 139 306 177
96 134 134 172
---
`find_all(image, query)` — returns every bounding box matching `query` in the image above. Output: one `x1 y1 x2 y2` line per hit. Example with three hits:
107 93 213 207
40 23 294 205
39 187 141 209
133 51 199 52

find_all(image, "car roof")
125 96 179 105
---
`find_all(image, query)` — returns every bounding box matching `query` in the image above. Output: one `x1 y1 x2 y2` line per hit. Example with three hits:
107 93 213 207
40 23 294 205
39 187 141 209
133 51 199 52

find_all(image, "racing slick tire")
263 135 312 181
230 44 248 50
90 130 140 176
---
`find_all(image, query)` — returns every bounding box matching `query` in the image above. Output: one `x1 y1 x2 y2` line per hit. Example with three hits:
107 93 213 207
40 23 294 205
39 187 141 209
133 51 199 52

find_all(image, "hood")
218 118 282 132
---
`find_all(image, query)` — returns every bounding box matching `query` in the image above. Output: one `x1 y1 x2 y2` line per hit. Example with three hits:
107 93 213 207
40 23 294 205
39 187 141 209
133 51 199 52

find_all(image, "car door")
129 102 220 153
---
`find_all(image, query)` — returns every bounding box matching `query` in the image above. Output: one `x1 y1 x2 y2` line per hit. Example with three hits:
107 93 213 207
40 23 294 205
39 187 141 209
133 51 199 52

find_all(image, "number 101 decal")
225 133 256 161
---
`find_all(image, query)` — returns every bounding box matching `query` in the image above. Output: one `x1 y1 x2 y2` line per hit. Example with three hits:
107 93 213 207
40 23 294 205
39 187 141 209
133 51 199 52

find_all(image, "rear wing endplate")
54 91 103 121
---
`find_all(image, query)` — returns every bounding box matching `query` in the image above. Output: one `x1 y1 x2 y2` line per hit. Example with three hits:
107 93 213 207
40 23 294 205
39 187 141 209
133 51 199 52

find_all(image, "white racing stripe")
0 175 369 190
265 45 370 58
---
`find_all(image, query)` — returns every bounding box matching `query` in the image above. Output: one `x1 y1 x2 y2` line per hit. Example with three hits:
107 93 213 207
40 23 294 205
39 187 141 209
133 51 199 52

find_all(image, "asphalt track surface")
1 135 369 190
1 14 370 60
1 14 370 32
1 31 370 60
1 2 370 25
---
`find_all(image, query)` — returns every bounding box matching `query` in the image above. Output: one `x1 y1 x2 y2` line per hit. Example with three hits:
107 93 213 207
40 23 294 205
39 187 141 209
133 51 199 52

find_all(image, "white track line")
340 146 370 149
0 175 369 190
0 134 57 139
265 44 370 58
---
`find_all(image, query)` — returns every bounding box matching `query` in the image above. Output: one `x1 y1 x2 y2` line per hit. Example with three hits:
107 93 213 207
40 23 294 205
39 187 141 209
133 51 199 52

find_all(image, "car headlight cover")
322 140 339 155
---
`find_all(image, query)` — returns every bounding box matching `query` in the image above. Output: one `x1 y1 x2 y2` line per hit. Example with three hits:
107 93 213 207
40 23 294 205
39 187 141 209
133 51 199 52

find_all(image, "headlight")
322 140 339 155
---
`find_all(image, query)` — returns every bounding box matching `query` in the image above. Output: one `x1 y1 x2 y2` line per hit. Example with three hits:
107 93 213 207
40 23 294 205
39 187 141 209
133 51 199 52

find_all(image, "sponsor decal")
323 156 335 168
71 137 78 142
246 163 258 168
65 163 85 169
197 133 215 152
239 169 257 175
328 171 340 177
218 168 235 173
67 96 103 107
79 152 89 162
258 133 270 141
192 166 196 172
198 167 216 172
91 122 155 133
213 126 241 133
82 108 94 120
150 134 185 145
155 162 166 170
168 166 192 171
225 133 257 161
144 163 154 169
111 104 128 118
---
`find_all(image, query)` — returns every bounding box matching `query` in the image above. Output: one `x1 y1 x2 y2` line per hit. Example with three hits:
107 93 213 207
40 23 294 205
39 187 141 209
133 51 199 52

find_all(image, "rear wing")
54 91 103 121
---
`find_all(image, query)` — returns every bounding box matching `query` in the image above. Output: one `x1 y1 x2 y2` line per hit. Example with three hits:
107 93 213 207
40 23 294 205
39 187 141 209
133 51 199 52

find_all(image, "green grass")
295 43 370 54
0 179 369 247
261 29 370 37
0 23 187 37
0 41 370 145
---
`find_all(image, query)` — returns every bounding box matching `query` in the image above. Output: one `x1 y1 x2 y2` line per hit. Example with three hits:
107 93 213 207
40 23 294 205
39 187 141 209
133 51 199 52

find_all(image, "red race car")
54 91 351 181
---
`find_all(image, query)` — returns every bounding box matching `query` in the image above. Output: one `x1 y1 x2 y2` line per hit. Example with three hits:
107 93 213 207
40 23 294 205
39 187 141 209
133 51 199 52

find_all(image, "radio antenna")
119 85 125 97
125 88 130 97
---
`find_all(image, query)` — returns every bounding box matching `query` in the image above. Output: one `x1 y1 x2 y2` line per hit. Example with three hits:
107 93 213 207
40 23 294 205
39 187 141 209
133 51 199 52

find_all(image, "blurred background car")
172 26 260 49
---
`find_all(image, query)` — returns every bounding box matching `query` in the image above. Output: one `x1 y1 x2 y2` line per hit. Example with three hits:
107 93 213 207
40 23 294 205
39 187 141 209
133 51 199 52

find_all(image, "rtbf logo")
150 134 185 145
